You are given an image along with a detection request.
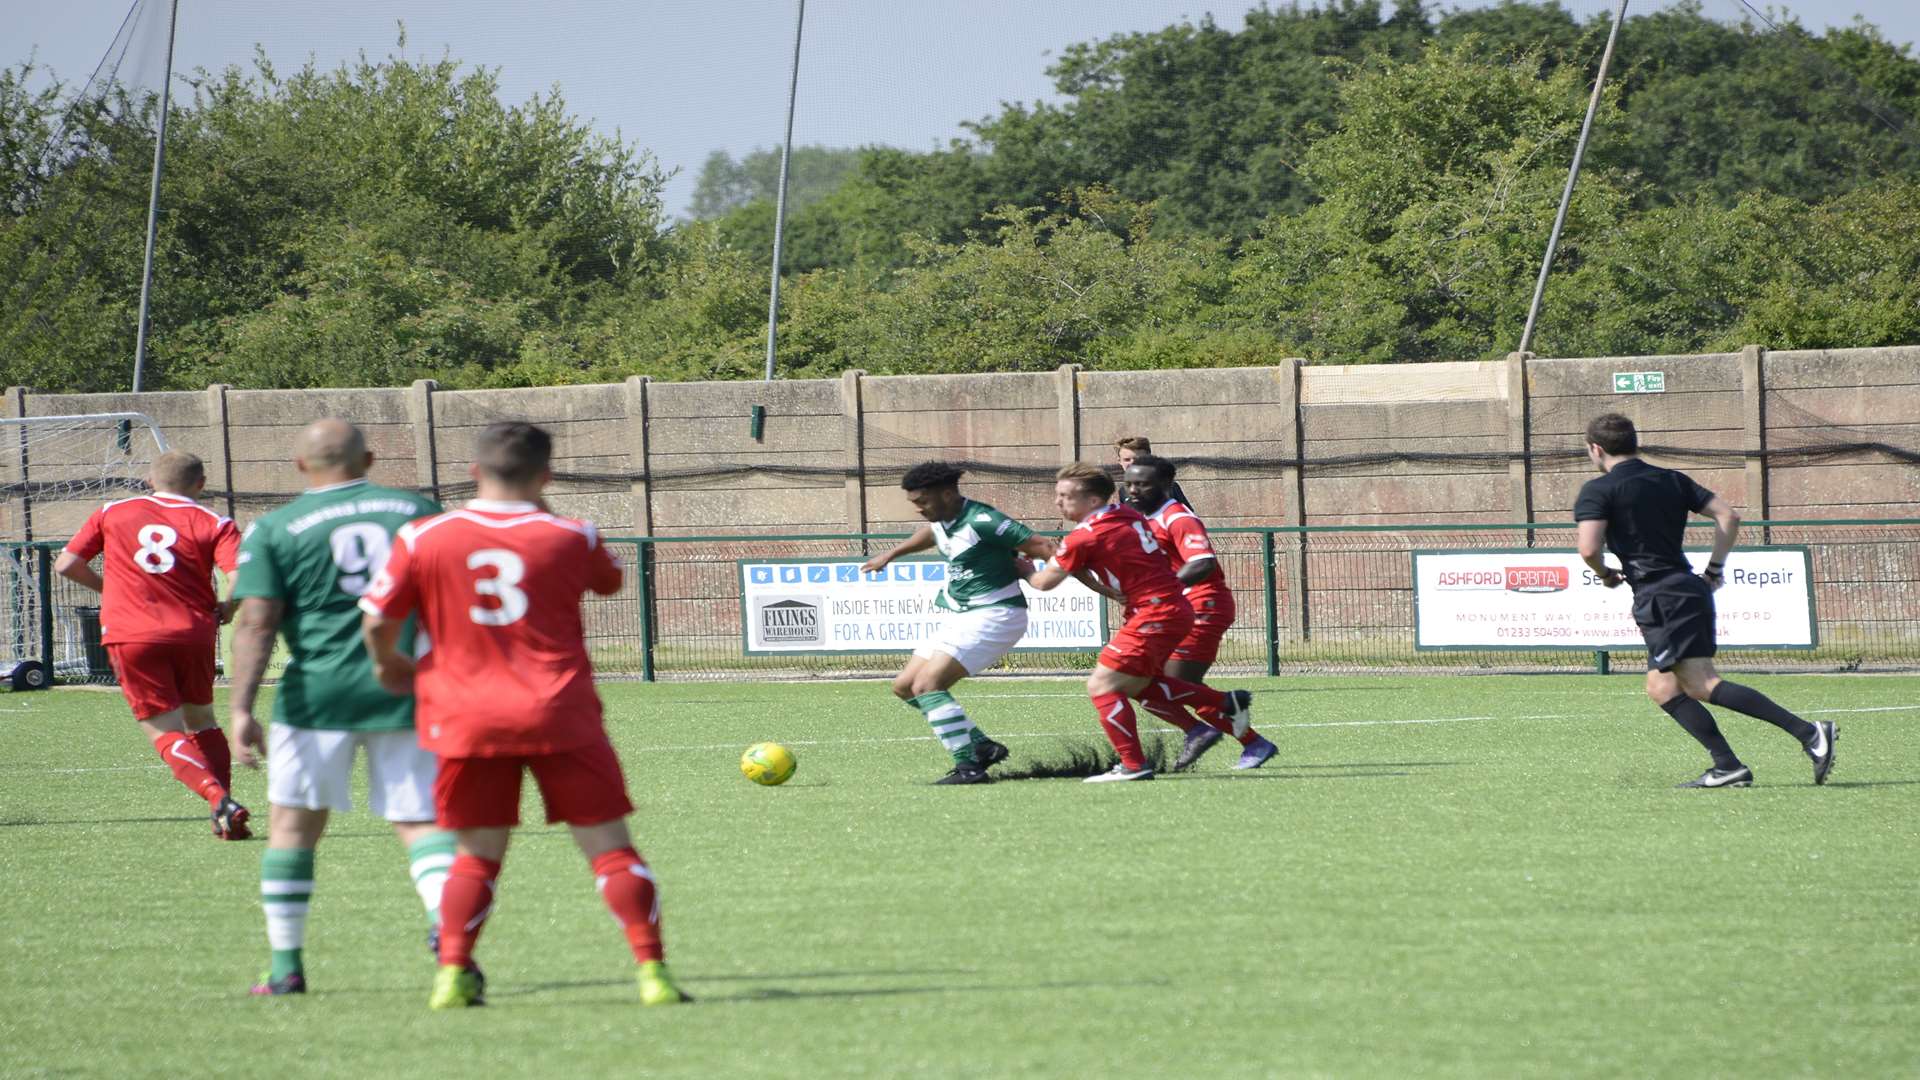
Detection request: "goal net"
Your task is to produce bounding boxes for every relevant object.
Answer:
[1,413,170,686]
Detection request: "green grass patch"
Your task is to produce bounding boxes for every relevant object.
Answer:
[2,674,1917,1077]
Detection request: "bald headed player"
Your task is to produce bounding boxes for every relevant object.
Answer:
[227,419,452,995]
[55,450,248,838]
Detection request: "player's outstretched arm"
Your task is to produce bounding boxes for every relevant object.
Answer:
[228,598,284,768]
[361,612,416,697]
[52,551,104,594]
[861,524,935,573]
[1015,535,1058,562]
[1698,495,1741,591]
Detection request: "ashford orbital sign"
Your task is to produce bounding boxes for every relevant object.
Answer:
[1412,548,1817,651]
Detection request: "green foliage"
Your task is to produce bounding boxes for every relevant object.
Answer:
[687,145,863,220]
[4,3,1920,394]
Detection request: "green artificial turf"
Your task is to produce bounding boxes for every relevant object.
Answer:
[2,674,1916,1078]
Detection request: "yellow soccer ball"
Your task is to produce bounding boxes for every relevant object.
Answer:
[740,742,797,786]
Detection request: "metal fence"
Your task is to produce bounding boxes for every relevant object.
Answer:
[6,519,1916,687]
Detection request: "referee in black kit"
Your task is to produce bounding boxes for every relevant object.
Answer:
[1573,413,1836,788]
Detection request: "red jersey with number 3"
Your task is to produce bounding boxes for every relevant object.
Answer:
[1053,504,1185,607]
[63,494,240,646]
[358,500,623,757]
[1145,500,1231,606]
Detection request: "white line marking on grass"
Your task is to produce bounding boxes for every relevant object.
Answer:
[1804,704,1920,715]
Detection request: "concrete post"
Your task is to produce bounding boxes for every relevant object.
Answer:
[204,384,235,518]
[1277,358,1308,643]
[1056,364,1081,463]
[5,387,27,541]
[624,376,653,536]
[406,379,439,502]
[1504,352,1533,533]
[1741,344,1768,534]
[840,369,867,535]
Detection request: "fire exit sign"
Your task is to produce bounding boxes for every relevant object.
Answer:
[1612,371,1666,393]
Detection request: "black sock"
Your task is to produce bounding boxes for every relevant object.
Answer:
[1709,682,1816,743]
[1660,694,1741,770]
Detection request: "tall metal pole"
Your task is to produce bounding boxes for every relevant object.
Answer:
[131,0,180,393]
[1518,0,1627,356]
[763,0,806,382]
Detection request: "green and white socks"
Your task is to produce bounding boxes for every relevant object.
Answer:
[911,690,990,765]
[258,831,459,980]
[260,847,315,981]
[407,831,457,926]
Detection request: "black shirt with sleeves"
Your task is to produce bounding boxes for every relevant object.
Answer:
[1572,457,1715,587]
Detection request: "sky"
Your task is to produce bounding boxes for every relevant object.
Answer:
[14,0,1920,219]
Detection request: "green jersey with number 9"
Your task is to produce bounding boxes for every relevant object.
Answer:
[230,478,441,731]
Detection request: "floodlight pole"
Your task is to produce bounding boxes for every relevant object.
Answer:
[1518,0,1628,357]
[763,0,806,382]
[131,0,180,394]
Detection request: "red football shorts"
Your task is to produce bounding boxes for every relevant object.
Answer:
[433,736,635,829]
[106,641,216,721]
[1099,598,1195,678]
[1169,591,1236,667]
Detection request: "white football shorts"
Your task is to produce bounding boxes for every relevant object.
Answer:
[913,603,1029,675]
[268,725,436,822]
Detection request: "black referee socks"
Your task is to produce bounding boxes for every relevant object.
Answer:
[1660,694,1741,770]
[1709,682,1818,743]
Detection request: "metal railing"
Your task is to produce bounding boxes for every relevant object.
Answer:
[7,519,1916,686]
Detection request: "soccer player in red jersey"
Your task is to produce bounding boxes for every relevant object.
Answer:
[54,450,250,838]
[1025,463,1259,782]
[1124,454,1277,771]
[359,422,688,1009]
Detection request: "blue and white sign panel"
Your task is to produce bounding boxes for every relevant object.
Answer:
[739,558,1106,655]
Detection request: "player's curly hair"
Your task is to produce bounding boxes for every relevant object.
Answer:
[900,461,966,492]
[1129,453,1176,482]
[1055,461,1115,500]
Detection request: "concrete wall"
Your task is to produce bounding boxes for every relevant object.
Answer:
[5,345,1916,543]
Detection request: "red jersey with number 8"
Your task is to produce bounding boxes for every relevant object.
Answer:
[1053,504,1185,608]
[63,494,240,645]
[358,500,623,757]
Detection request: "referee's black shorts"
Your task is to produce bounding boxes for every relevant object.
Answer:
[1631,572,1717,672]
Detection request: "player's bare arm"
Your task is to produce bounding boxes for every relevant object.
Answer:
[361,612,415,696]
[1576,520,1622,588]
[1696,495,1740,592]
[861,524,935,573]
[1176,555,1218,586]
[52,550,105,594]
[227,597,284,768]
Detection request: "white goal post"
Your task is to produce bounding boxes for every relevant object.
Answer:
[1,412,171,689]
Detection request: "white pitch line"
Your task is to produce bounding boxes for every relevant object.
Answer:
[15,703,1916,773]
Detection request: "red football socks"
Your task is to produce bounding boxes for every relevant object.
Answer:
[1139,697,1202,732]
[1138,676,1227,716]
[591,848,663,963]
[189,727,233,790]
[1091,692,1148,771]
[437,855,502,968]
[151,731,225,804]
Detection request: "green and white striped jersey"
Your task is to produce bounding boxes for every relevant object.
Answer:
[930,499,1036,612]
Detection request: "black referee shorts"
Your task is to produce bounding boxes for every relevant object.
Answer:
[1631,572,1717,672]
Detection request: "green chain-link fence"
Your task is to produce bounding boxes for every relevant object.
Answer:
[6,518,1916,688]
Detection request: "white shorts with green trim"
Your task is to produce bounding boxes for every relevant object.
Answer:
[913,604,1029,675]
[268,725,436,821]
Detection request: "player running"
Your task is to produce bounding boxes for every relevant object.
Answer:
[54,450,249,838]
[1026,463,1256,783]
[226,419,456,996]
[862,462,1059,785]
[360,422,688,1009]
[1576,413,1836,788]
[1122,455,1276,771]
